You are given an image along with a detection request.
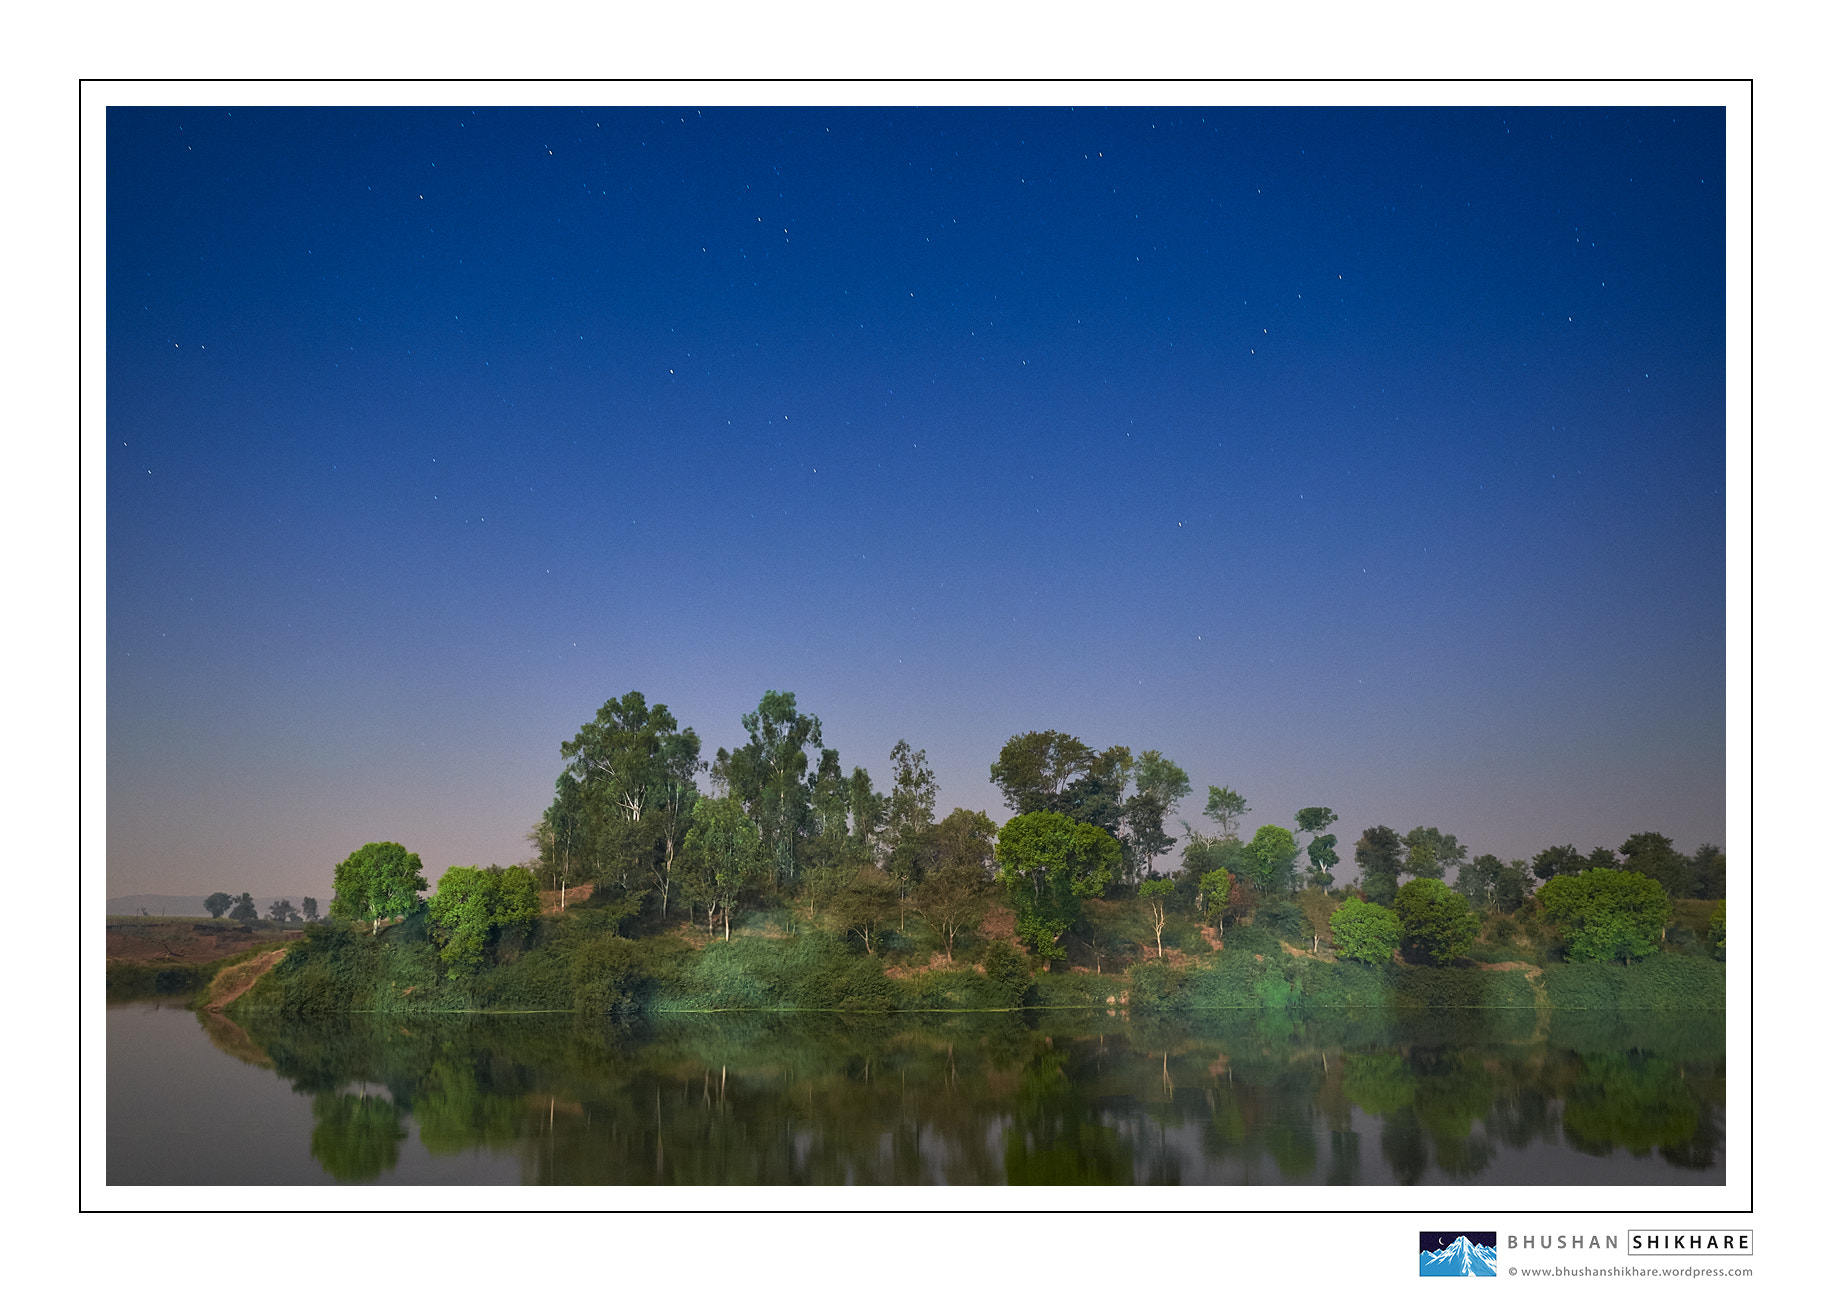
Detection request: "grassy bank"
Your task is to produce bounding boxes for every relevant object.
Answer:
[107,944,273,1002]
[233,904,1725,1019]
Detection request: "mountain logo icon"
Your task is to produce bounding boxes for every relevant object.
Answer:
[1418,1232,1499,1277]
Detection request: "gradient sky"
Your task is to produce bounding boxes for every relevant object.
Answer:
[105,104,1729,900]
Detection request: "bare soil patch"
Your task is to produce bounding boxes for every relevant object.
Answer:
[977,906,1024,949]
[201,945,291,1011]
[105,918,299,964]
[540,883,595,915]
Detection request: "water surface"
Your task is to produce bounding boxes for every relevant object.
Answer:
[107,1001,1724,1186]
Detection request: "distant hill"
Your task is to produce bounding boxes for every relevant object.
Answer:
[106,895,317,917]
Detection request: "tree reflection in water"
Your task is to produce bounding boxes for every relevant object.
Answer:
[229,1007,1722,1185]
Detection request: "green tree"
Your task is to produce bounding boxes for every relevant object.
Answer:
[1393,878,1479,966]
[1330,896,1403,965]
[1707,900,1726,960]
[994,811,1121,961]
[1137,877,1176,960]
[989,730,1096,817]
[884,739,940,922]
[560,691,690,825]
[1401,826,1466,882]
[267,898,300,923]
[1693,844,1727,902]
[1119,750,1192,887]
[228,892,258,921]
[1532,844,1587,883]
[1455,853,1501,910]
[1538,868,1671,965]
[906,863,992,962]
[848,765,885,857]
[822,862,900,954]
[1241,824,1299,896]
[717,691,823,884]
[1201,785,1249,839]
[1304,834,1340,888]
[926,807,998,873]
[1292,806,1340,888]
[1198,868,1232,938]
[555,691,704,907]
[885,739,938,843]
[1293,886,1335,953]
[1134,750,1192,817]
[1353,825,1405,905]
[330,841,428,933]
[301,896,319,921]
[533,771,592,907]
[681,795,767,941]
[1294,805,1338,839]
[204,891,233,919]
[428,865,542,973]
[1619,831,1695,900]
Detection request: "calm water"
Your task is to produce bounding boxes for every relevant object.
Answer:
[107,1000,1724,1185]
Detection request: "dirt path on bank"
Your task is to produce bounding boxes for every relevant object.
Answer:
[201,946,290,1011]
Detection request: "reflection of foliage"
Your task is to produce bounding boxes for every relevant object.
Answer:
[310,1093,405,1181]
[1005,1053,1134,1185]
[1562,1053,1699,1156]
[414,1061,528,1156]
[237,1004,1722,1185]
[1341,1053,1414,1118]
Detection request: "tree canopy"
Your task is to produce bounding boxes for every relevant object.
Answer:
[681,795,767,941]
[428,865,541,973]
[1240,824,1299,896]
[1393,878,1479,965]
[1330,896,1403,965]
[715,691,823,884]
[1353,826,1405,905]
[1201,785,1249,838]
[1539,868,1671,964]
[331,841,428,933]
[994,811,1120,960]
[204,891,233,919]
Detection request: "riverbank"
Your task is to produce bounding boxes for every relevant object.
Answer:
[230,906,1725,1019]
[104,915,303,1001]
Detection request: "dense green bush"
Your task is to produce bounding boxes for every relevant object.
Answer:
[1127,958,1178,1012]
[977,940,1036,1008]
[1330,897,1403,965]
[1394,878,1480,965]
[1257,901,1307,943]
[1540,869,1670,964]
[235,899,1725,1023]
[1542,957,1725,1010]
[1221,920,1280,958]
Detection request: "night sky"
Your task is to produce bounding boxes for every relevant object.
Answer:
[105,104,1728,900]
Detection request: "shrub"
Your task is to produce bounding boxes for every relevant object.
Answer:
[978,940,1035,1009]
[1330,897,1403,965]
[1394,879,1480,966]
[1539,869,1670,965]
[1258,901,1307,943]
[1127,958,1177,1012]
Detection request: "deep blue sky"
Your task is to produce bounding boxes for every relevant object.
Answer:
[106,105,1727,899]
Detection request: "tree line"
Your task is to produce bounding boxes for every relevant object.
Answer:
[321,688,1724,974]
[203,891,321,923]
